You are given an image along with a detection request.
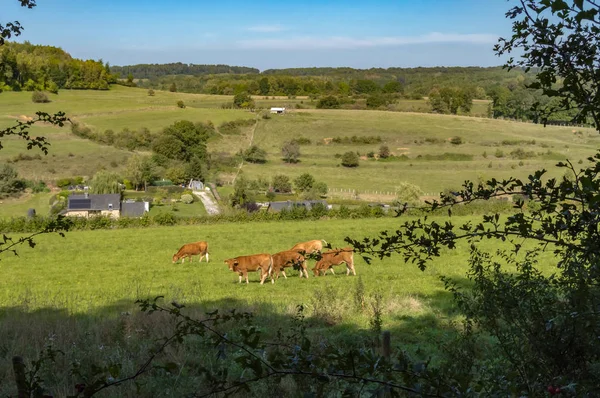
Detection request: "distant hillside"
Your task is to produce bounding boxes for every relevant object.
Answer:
[131,65,529,99]
[110,63,260,79]
[0,41,114,91]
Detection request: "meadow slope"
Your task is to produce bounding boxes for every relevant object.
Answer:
[2,86,596,195]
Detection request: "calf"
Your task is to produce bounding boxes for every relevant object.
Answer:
[224,253,273,284]
[290,239,327,256]
[271,250,308,279]
[172,241,209,264]
[312,247,356,276]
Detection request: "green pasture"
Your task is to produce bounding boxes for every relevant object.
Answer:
[0,216,560,396]
[1,86,597,198]
[241,109,598,193]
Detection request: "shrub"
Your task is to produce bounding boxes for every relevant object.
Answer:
[316,95,341,109]
[341,151,359,167]
[367,151,375,158]
[272,174,292,193]
[294,173,315,192]
[181,194,194,204]
[378,145,390,159]
[148,89,155,96]
[510,148,536,159]
[176,100,185,108]
[291,137,312,145]
[450,136,463,145]
[394,182,423,207]
[495,149,505,158]
[242,145,267,164]
[154,212,177,225]
[31,91,50,103]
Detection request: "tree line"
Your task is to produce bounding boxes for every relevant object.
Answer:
[0,41,115,91]
[109,62,259,79]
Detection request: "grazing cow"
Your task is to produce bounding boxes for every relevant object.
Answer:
[224,253,273,284]
[172,241,209,264]
[312,247,356,276]
[290,239,327,256]
[271,250,308,279]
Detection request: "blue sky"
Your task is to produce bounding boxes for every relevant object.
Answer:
[6,0,515,69]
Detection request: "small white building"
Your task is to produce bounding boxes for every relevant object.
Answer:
[270,107,286,114]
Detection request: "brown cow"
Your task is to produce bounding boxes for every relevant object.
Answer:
[172,241,209,264]
[290,239,327,256]
[312,247,356,276]
[271,250,308,279]
[224,253,273,284]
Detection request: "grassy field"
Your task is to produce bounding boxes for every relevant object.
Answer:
[0,216,559,396]
[2,85,597,209]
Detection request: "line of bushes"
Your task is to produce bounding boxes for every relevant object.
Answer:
[330,135,382,145]
[0,205,386,232]
[0,197,519,233]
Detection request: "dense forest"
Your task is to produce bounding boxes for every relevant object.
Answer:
[0,42,114,91]
[110,63,259,79]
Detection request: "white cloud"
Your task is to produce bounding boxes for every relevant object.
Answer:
[247,24,287,33]
[237,32,498,50]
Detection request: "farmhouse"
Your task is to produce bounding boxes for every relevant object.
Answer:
[270,107,286,114]
[267,200,330,212]
[64,193,149,218]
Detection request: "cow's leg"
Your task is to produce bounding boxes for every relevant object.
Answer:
[281,270,287,279]
[330,267,335,275]
[260,269,267,285]
[206,253,209,263]
[238,273,242,283]
[244,271,249,284]
[303,267,309,278]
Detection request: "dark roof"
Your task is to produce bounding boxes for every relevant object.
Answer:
[68,194,121,211]
[267,200,328,212]
[121,202,146,217]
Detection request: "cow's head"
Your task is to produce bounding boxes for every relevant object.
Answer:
[172,253,180,264]
[224,258,238,271]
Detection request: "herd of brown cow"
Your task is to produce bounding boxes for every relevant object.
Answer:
[172,239,356,284]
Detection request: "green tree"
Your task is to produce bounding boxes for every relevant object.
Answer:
[272,174,292,193]
[169,82,177,92]
[496,0,600,127]
[165,165,187,185]
[281,140,300,163]
[341,151,359,167]
[382,80,403,94]
[242,145,267,163]
[0,163,25,198]
[230,175,253,207]
[147,89,155,96]
[90,170,121,194]
[126,155,155,190]
[233,91,255,109]
[258,77,270,96]
[185,156,206,181]
[293,173,315,192]
[151,135,185,161]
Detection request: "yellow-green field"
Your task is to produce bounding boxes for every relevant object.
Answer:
[2,86,595,196]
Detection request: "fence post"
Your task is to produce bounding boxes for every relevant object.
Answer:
[13,356,27,398]
[382,331,391,360]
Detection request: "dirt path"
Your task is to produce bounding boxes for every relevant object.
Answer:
[193,190,220,215]
[232,115,260,184]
